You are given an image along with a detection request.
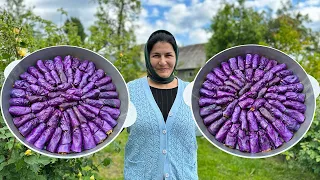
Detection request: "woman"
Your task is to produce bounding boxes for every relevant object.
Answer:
[124,30,198,180]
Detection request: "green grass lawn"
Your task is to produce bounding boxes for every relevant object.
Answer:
[95,131,319,180]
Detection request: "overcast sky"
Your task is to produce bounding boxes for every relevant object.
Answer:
[1,0,319,46]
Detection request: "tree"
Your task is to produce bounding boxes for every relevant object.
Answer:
[206,0,267,59]
[64,17,87,43]
[88,0,142,82]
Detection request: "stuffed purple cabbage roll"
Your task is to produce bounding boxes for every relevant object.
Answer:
[70,127,82,153]
[60,111,71,131]
[47,127,62,153]
[276,69,293,78]
[100,106,121,119]
[66,108,80,128]
[31,101,48,113]
[25,123,46,144]
[88,121,107,144]
[223,100,238,118]
[245,68,254,82]
[80,123,96,150]
[73,106,88,124]
[84,99,104,108]
[221,62,232,76]
[239,110,248,131]
[229,57,238,71]
[28,66,44,79]
[258,129,272,152]
[229,75,245,87]
[78,105,96,119]
[264,93,286,102]
[245,54,252,69]
[265,124,283,148]
[285,92,305,103]
[200,104,222,117]
[259,56,269,69]
[78,73,90,89]
[253,69,265,82]
[250,98,266,111]
[36,60,49,73]
[11,88,26,98]
[224,80,241,91]
[13,113,35,127]
[237,129,250,152]
[280,75,299,85]
[9,106,31,116]
[98,83,117,92]
[73,69,83,86]
[79,102,100,115]
[72,57,80,70]
[206,72,223,86]
[253,111,269,129]
[249,132,259,153]
[285,108,305,123]
[231,106,241,123]
[238,98,255,109]
[199,88,215,97]
[13,80,31,91]
[34,127,55,149]
[215,120,232,143]
[48,97,66,106]
[247,111,258,132]
[93,75,111,87]
[99,111,118,128]
[57,130,71,154]
[203,110,223,126]
[59,102,78,111]
[270,63,286,74]
[224,123,240,148]
[207,117,227,136]
[29,84,49,96]
[259,107,275,123]
[20,72,37,84]
[268,77,281,87]
[18,117,39,137]
[9,98,29,106]
[272,119,293,142]
[283,100,306,113]
[252,54,260,69]
[237,56,245,70]
[27,95,46,103]
[78,60,89,71]
[86,62,96,76]
[213,67,228,81]
[88,69,104,82]
[36,106,54,123]
[238,83,252,96]
[47,110,62,128]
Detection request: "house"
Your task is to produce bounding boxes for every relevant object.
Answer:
[139,43,207,81]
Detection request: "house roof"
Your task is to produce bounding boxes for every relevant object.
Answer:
[176,43,206,70]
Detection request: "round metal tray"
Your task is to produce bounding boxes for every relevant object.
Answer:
[0,45,129,158]
[191,44,316,158]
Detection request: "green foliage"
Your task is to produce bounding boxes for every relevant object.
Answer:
[0,0,141,179]
[206,0,267,59]
[64,17,87,43]
[283,98,320,174]
[206,0,320,175]
[88,0,141,82]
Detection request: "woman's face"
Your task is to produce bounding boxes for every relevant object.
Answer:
[150,41,176,78]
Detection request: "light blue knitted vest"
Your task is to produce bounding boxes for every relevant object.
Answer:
[124,77,198,180]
